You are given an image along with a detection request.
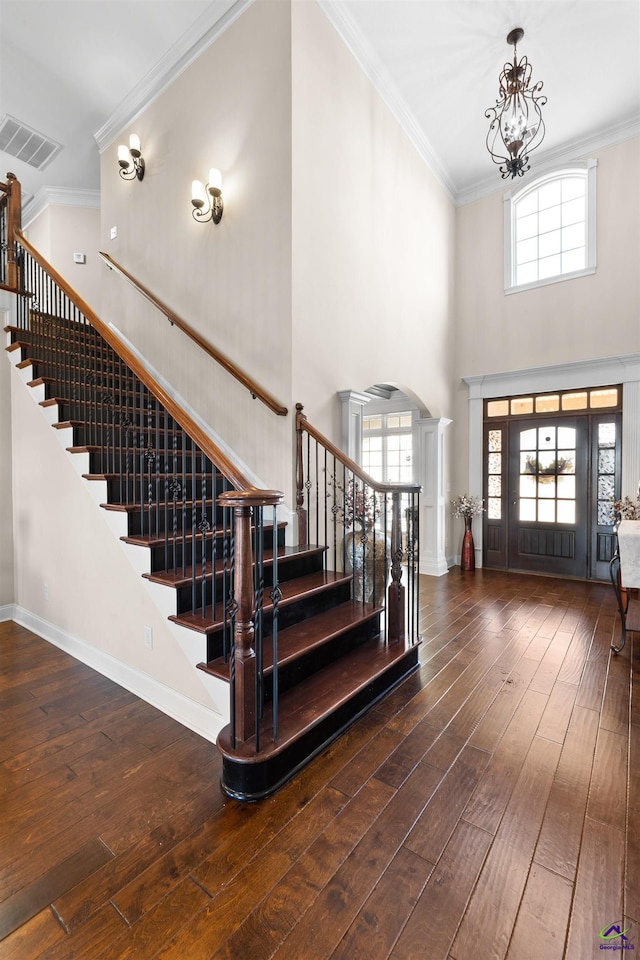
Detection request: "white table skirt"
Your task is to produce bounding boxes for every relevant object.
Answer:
[618,520,640,588]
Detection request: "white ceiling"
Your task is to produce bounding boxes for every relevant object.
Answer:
[1,0,639,209]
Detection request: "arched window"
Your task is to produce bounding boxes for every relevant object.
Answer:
[504,160,597,293]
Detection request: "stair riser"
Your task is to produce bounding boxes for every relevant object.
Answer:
[42,381,149,405]
[173,550,325,615]
[104,475,226,504]
[261,616,382,700]
[12,321,105,344]
[85,449,202,474]
[64,423,187,448]
[125,503,218,538]
[25,362,143,394]
[144,524,285,573]
[205,580,353,661]
[17,344,119,368]
[20,357,136,384]
[51,401,175,429]
[11,331,113,359]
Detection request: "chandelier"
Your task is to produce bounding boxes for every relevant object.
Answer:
[485,28,547,179]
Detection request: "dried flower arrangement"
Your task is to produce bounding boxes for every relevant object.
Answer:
[331,476,381,529]
[613,494,640,521]
[451,495,485,519]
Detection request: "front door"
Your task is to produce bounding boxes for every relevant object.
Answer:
[483,387,622,581]
[507,417,588,577]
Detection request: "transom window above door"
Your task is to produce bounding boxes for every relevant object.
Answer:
[486,385,619,419]
[504,160,597,293]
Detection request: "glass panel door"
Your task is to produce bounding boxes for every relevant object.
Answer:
[507,417,588,577]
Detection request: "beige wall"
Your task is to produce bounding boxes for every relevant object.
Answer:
[455,138,640,378]
[10,363,226,729]
[25,205,102,306]
[0,300,14,607]
[97,0,456,506]
[452,137,640,511]
[291,1,456,443]
[98,0,294,502]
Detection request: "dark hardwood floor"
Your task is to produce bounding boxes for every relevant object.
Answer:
[0,567,637,960]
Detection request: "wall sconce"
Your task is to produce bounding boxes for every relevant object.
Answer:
[191,168,224,224]
[118,135,145,181]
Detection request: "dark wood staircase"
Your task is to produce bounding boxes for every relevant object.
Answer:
[5,294,420,802]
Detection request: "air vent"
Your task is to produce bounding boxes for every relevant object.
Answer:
[0,115,62,170]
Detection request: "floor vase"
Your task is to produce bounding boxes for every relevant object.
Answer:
[461,516,475,571]
[344,525,389,603]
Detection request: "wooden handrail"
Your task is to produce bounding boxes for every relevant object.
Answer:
[98,252,288,418]
[295,403,421,496]
[17,230,259,492]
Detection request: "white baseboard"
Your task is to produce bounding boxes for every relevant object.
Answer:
[420,559,450,577]
[0,603,17,622]
[11,606,224,745]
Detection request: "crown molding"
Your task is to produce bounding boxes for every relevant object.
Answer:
[462,353,640,399]
[93,0,255,152]
[23,186,100,227]
[456,116,640,207]
[318,0,457,206]
[319,1,639,210]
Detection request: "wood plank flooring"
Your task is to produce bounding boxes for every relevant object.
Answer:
[0,568,637,960]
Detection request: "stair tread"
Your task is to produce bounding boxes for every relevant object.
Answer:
[170,570,352,634]
[216,636,418,761]
[201,599,382,680]
[143,544,326,587]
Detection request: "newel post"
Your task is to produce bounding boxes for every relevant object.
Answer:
[218,489,284,743]
[2,172,22,291]
[295,403,308,546]
[387,490,405,641]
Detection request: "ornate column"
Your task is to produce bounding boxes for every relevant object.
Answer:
[337,390,372,461]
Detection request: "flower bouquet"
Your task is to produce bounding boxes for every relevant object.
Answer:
[613,494,640,521]
[451,495,485,519]
[452,495,484,571]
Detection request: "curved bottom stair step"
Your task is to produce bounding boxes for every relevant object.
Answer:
[216,636,420,801]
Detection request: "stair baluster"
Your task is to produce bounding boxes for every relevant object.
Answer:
[295,403,421,642]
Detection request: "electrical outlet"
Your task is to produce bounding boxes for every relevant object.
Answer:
[44,583,49,601]
[144,626,153,650]
[110,225,117,240]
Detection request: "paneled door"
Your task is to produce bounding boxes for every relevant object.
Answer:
[507,417,589,577]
